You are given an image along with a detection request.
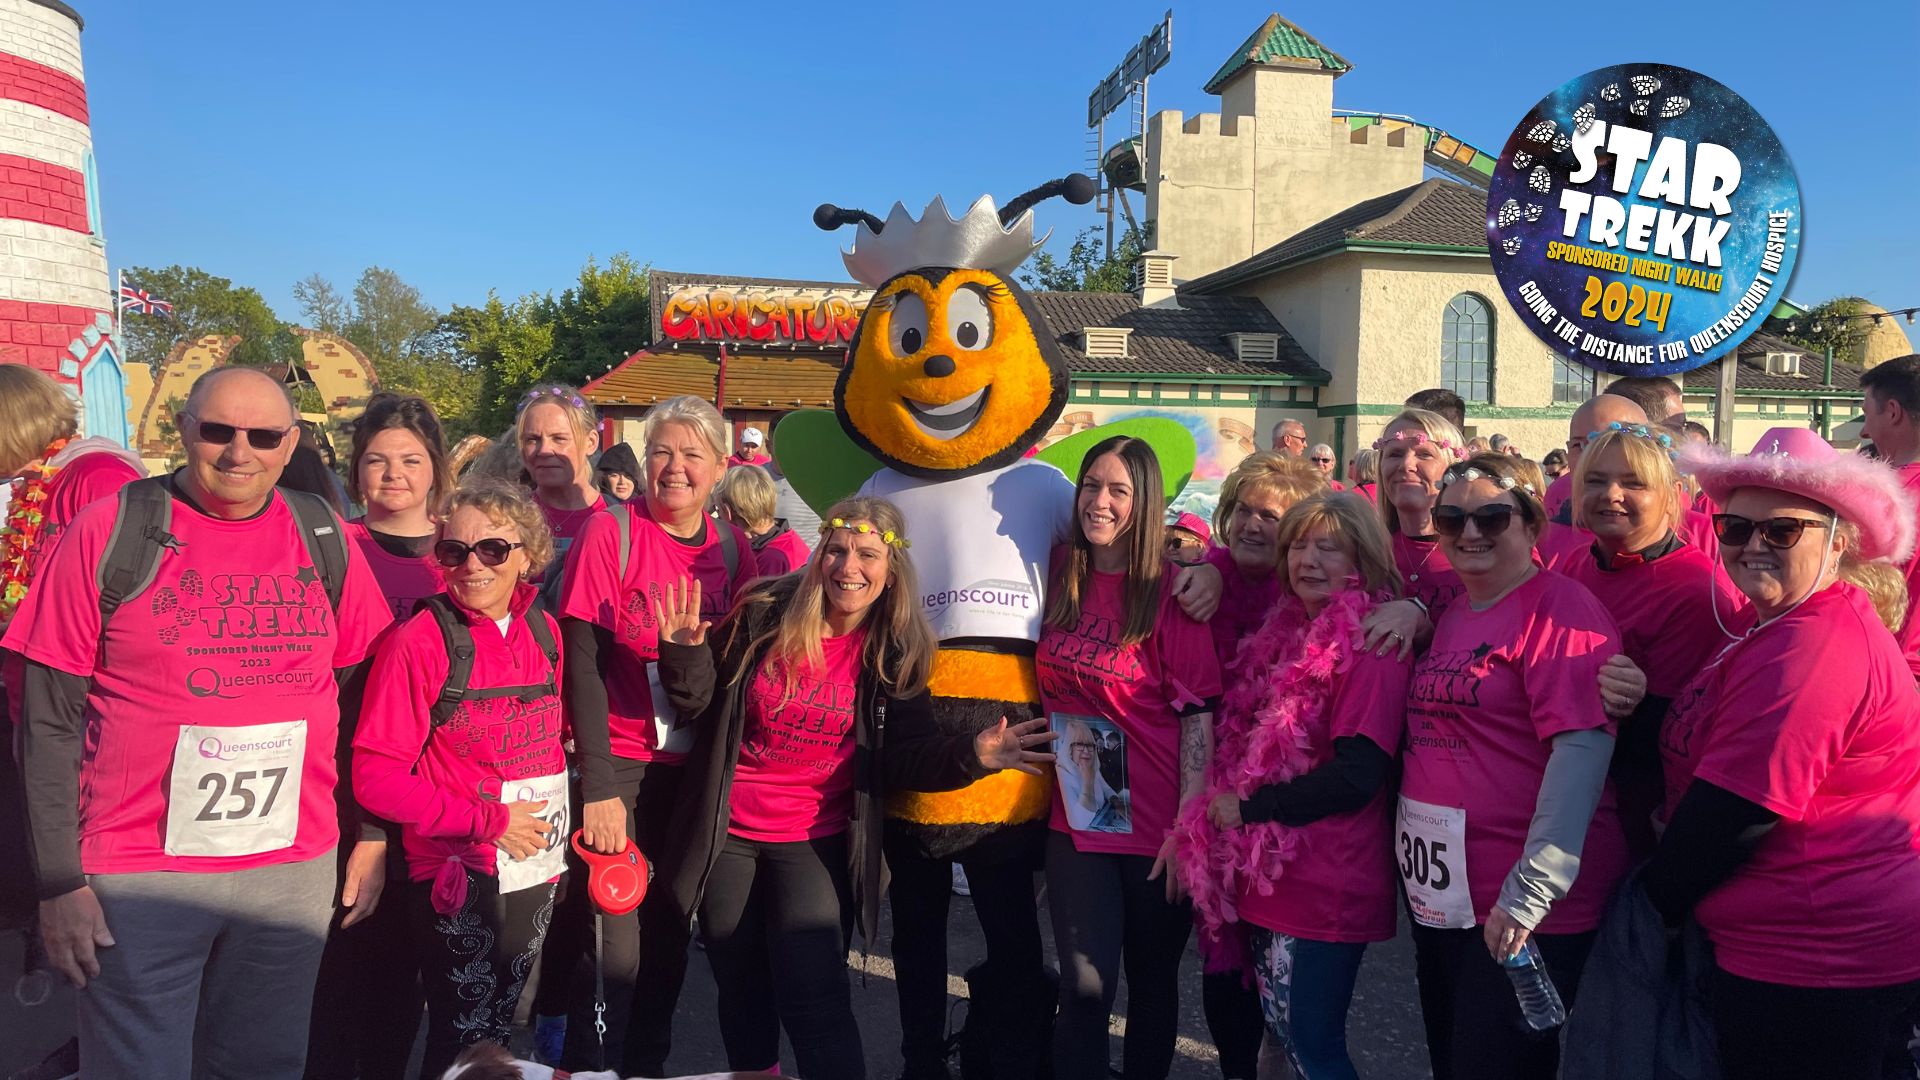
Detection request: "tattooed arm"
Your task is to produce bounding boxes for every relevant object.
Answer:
[1151,709,1214,903]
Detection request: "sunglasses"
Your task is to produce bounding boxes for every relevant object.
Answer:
[1432,503,1520,538]
[1711,514,1831,550]
[434,538,526,568]
[188,416,294,451]
[1310,456,1334,464]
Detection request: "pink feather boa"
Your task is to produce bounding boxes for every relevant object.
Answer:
[1173,587,1378,970]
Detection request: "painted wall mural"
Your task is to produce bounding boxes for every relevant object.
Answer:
[1035,400,1261,523]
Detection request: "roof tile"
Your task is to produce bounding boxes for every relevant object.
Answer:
[1029,291,1327,381]
[1204,14,1352,94]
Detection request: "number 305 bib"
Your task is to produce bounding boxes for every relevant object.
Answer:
[166,721,306,859]
[1396,796,1474,929]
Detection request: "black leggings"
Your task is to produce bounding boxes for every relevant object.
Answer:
[1709,968,1920,1080]
[412,870,557,1080]
[1202,968,1265,1080]
[699,831,863,1079]
[1045,831,1194,1080]
[530,758,687,1075]
[305,845,420,1080]
[886,829,1048,1079]
[1409,922,1594,1080]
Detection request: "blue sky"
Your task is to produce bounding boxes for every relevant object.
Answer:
[80,0,1918,340]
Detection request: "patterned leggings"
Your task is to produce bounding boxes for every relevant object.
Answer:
[1246,927,1368,1080]
[413,869,557,1079]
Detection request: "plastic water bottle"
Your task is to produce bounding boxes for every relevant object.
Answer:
[1503,939,1567,1030]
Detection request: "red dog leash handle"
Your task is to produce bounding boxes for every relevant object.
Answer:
[569,829,652,916]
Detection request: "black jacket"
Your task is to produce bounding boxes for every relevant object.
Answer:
[654,575,987,946]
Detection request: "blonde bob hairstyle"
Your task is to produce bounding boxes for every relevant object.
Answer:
[1570,427,1686,534]
[724,495,935,697]
[1274,491,1403,598]
[715,464,778,529]
[440,478,556,580]
[642,395,730,465]
[0,364,79,476]
[1213,450,1327,545]
[1350,448,1379,487]
[1374,407,1468,534]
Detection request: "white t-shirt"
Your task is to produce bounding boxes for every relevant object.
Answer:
[860,459,1075,643]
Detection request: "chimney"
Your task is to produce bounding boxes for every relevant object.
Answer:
[1134,250,1179,308]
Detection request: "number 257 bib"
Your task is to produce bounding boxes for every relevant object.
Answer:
[166,721,306,859]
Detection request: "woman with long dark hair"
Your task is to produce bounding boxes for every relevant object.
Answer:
[344,392,455,620]
[1040,435,1221,1080]
[652,496,1053,1078]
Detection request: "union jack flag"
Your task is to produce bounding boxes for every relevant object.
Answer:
[118,285,173,317]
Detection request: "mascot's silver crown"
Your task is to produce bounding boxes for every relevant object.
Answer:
[838,195,1049,287]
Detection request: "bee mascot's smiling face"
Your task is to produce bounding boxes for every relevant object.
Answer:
[839,266,1066,478]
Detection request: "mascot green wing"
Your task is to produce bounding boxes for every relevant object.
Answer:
[1034,418,1196,509]
[774,411,1197,514]
[773,408,884,513]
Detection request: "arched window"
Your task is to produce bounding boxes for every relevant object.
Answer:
[1441,294,1493,403]
[1553,355,1595,404]
[82,150,103,238]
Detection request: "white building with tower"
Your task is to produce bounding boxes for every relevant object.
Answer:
[0,0,124,445]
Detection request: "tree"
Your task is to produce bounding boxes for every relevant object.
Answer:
[1019,226,1145,293]
[347,266,440,367]
[118,264,296,370]
[545,254,652,388]
[291,273,350,334]
[1781,296,1876,361]
[440,292,557,435]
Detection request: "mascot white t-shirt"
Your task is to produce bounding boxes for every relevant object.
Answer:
[861,458,1075,642]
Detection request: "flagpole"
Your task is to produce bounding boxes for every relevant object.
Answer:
[113,266,122,362]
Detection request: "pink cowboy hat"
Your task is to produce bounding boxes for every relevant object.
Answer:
[1680,426,1917,563]
[1168,510,1212,546]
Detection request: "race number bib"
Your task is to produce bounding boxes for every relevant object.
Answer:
[1396,796,1474,929]
[496,769,570,894]
[166,721,306,859]
[649,664,695,755]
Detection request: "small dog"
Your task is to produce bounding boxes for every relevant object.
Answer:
[439,1040,782,1080]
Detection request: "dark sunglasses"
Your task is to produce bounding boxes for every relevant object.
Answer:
[434,538,525,568]
[1432,503,1519,539]
[1711,514,1831,550]
[189,416,294,451]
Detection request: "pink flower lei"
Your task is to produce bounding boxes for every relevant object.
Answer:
[1173,586,1381,970]
[1371,429,1465,460]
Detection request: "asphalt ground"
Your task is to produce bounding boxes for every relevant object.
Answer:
[2,881,1436,1080]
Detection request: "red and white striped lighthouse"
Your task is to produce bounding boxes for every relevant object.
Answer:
[0,0,125,444]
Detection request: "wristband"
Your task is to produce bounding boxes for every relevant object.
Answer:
[1406,596,1429,616]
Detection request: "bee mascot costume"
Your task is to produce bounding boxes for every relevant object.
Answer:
[800,175,1210,1080]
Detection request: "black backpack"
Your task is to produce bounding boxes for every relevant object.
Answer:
[533,504,739,622]
[96,477,349,624]
[418,591,562,739]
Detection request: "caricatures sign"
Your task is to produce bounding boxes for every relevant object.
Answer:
[653,274,871,348]
[1486,64,1800,376]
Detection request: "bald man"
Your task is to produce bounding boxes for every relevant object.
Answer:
[1540,392,1719,566]
[3,365,395,1078]
[1544,394,1651,519]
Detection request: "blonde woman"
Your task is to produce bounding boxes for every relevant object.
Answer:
[351,480,565,1078]
[539,393,759,1074]
[653,497,1054,1078]
[716,464,811,576]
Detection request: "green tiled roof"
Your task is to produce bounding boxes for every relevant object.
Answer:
[1204,13,1352,94]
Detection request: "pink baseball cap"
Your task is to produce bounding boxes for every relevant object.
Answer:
[1167,511,1212,546]
[1682,426,1917,563]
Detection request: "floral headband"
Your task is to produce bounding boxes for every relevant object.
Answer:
[820,517,911,549]
[1372,429,1466,460]
[1440,465,1538,496]
[520,385,586,410]
[1587,420,1678,461]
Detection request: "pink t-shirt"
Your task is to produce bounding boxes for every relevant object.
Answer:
[1560,542,1742,699]
[540,494,608,562]
[728,626,867,843]
[728,451,772,468]
[754,529,812,578]
[1659,583,1920,987]
[1544,472,1574,519]
[1203,544,1282,677]
[1039,563,1224,857]
[1402,569,1629,933]
[35,450,141,573]
[1392,532,1464,623]
[353,585,566,882]
[1351,483,1378,504]
[346,519,443,621]
[1,488,393,875]
[1236,648,1410,943]
[1891,462,1920,677]
[558,504,759,763]
[1535,521,1590,572]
